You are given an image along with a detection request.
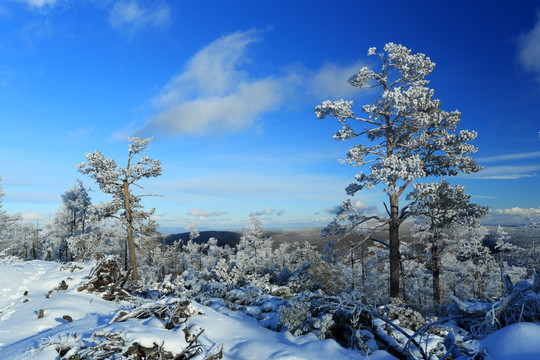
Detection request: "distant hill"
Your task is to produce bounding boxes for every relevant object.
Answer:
[159,226,391,253]
[159,224,539,255]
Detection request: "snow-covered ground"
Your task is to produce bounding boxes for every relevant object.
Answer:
[481,322,540,360]
[2,258,540,360]
[0,258,393,359]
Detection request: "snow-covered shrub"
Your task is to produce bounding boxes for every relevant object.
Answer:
[212,258,234,283]
[157,274,177,295]
[0,249,22,265]
[278,295,312,336]
[378,298,427,331]
[225,286,263,306]
[284,262,313,293]
[313,313,335,340]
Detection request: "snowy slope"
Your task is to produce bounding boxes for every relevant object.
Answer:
[481,322,540,360]
[0,258,394,359]
[3,258,539,360]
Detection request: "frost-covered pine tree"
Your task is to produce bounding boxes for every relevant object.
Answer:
[321,200,381,292]
[77,137,162,281]
[236,214,273,275]
[182,220,206,271]
[316,43,481,298]
[0,177,5,216]
[494,225,519,291]
[205,237,230,270]
[0,177,12,253]
[0,177,8,238]
[46,181,92,262]
[456,225,494,299]
[407,180,488,305]
[524,212,540,272]
[0,178,31,258]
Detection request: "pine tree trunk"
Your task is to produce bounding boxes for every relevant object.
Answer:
[350,237,355,292]
[432,241,441,305]
[32,235,37,260]
[477,271,483,299]
[500,253,504,292]
[123,180,138,281]
[389,194,401,298]
[82,208,86,234]
[361,245,365,289]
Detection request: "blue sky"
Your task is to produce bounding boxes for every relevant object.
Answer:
[0,0,539,232]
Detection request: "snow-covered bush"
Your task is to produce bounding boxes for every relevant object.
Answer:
[278,295,312,336]
[377,298,427,332]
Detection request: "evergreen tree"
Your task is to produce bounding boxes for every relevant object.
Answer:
[78,137,162,281]
[407,180,488,305]
[494,225,519,291]
[237,214,273,275]
[316,43,481,298]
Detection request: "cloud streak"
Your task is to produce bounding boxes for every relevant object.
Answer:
[137,30,290,137]
[518,13,540,82]
[469,165,540,180]
[16,0,58,8]
[187,208,226,218]
[309,61,365,100]
[109,1,170,30]
[477,151,540,163]
[250,208,286,217]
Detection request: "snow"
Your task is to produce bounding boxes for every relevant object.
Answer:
[481,322,540,360]
[0,258,396,359]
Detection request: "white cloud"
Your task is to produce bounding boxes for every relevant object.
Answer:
[477,151,540,163]
[134,29,370,138]
[325,199,379,215]
[310,61,365,100]
[137,30,290,137]
[469,165,540,180]
[109,1,170,30]
[483,207,540,226]
[187,208,225,217]
[471,195,498,200]
[492,207,540,216]
[250,208,286,217]
[17,0,58,8]
[251,208,275,216]
[518,14,540,82]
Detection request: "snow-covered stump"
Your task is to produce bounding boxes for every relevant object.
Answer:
[77,256,132,301]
